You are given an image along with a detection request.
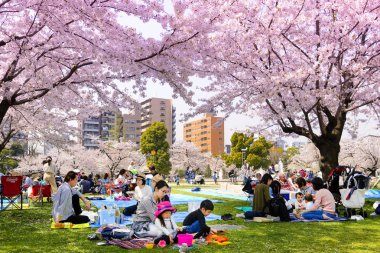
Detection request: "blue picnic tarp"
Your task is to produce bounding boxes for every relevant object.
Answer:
[181,188,247,201]
[90,211,221,228]
[90,193,222,209]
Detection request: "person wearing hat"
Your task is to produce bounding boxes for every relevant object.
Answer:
[153,201,184,245]
[42,156,58,194]
[300,177,336,220]
[131,180,170,238]
[123,173,152,216]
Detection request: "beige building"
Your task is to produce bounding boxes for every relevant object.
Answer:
[138,98,175,145]
[183,113,224,155]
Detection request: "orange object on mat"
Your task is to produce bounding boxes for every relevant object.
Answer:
[206,234,230,245]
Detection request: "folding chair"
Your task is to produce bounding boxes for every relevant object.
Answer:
[1,176,23,211]
[28,185,51,206]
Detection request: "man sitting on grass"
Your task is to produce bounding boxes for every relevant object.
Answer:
[182,199,217,238]
[52,171,91,224]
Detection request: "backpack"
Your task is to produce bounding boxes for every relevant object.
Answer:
[221,213,234,221]
[376,204,380,215]
[269,195,290,221]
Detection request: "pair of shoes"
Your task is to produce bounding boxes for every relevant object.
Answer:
[266,215,280,222]
[236,213,245,218]
[87,234,100,240]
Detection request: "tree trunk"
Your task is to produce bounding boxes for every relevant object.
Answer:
[315,139,340,181]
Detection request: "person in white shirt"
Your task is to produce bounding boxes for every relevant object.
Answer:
[123,173,152,216]
[304,194,314,210]
[153,201,184,245]
[42,156,57,194]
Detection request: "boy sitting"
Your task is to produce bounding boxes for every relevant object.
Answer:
[183,199,217,238]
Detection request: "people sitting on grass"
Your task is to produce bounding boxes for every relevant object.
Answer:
[294,192,305,211]
[304,193,314,210]
[52,171,91,224]
[183,199,217,239]
[154,201,185,245]
[278,173,295,191]
[298,177,336,220]
[295,177,316,198]
[244,173,273,219]
[131,180,169,238]
[123,173,153,216]
[79,175,92,194]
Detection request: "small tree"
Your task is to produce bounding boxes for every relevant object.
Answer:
[269,146,284,165]
[140,122,171,175]
[223,132,272,169]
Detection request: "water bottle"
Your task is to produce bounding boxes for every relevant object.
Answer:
[113,204,120,224]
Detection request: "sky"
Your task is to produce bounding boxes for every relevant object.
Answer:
[120,8,379,146]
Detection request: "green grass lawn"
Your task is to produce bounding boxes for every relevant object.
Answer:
[1,184,379,253]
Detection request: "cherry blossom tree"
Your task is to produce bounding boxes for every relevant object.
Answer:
[157,0,380,179]
[170,141,208,172]
[98,140,144,179]
[0,0,194,153]
[288,143,321,171]
[339,135,380,175]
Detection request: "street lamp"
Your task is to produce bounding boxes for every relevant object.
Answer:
[241,148,247,168]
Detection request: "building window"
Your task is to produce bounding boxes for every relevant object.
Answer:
[160,113,165,116]
[219,138,223,140]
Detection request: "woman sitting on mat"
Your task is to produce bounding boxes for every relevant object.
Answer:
[52,171,91,224]
[244,173,273,219]
[131,180,169,238]
[299,177,336,220]
[123,173,152,216]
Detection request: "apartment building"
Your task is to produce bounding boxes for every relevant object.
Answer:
[81,111,117,149]
[183,113,224,155]
[81,98,176,149]
[138,98,176,145]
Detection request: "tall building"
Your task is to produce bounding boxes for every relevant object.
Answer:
[183,113,224,155]
[138,98,175,145]
[123,112,141,145]
[81,98,176,149]
[81,111,117,149]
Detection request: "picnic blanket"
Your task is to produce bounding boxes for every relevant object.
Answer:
[90,211,221,228]
[365,189,380,199]
[181,189,247,201]
[90,194,222,209]
[108,238,150,249]
[90,199,137,208]
[51,222,90,229]
[235,206,252,212]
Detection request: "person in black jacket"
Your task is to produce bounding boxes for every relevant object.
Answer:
[183,200,217,238]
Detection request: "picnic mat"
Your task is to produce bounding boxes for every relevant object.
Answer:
[169,194,223,205]
[90,211,221,228]
[90,199,137,208]
[90,194,222,209]
[108,238,150,249]
[365,189,380,199]
[51,222,90,229]
[181,189,247,201]
[235,206,252,212]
